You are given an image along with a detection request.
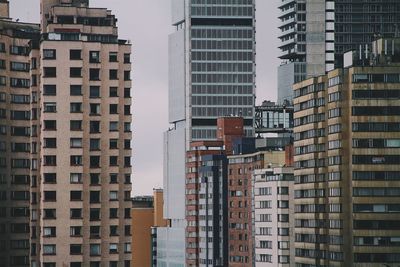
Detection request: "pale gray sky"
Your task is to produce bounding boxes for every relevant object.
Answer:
[11,0,280,196]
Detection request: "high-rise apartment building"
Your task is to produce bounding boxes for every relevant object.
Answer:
[162,1,256,265]
[293,38,400,266]
[0,4,40,266]
[185,117,244,266]
[278,0,400,104]
[228,147,286,267]
[253,167,295,267]
[0,1,132,266]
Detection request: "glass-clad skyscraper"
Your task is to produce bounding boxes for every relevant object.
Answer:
[160,1,256,266]
[190,1,255,140]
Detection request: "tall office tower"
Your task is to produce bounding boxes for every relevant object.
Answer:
[277,0,400,104]
[277,0,307,104]
[253,167,295,267]
[162,1,256,266]
[0,4,41,266]
[1,1,132,266]
[38,1,132,266]
[293,38,400,266]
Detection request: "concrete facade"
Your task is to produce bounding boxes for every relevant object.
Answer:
[253,167,295,267]
[293,38,400,266]
[0,1,132,266]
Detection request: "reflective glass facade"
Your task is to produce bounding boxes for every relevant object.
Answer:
[190,0,255,140]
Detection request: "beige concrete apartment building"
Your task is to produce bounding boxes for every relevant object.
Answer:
[0,0,132,266]
[293,38,400,266]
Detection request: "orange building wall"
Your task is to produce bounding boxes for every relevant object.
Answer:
[154,190,168,227]
[131,208,154,267]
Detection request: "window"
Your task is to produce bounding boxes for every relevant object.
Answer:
[70,120,82,131]
[109,52,118,62]
[110,104,118,114]
[10,61,30,72]
[124,139,130,149]
[90,209,100,221]
[0,76,5,85]
[89,51,100,63]
[90,191,100,203]
[43,227,56,237]
[109,121,118,132]
[109,243,118,253]
[110,156,118,166]
[110,87,118,97]
[124,122,131,132]
[90,139,100,150]
[125,225,131,236]
[70,50,81,60]
[70,226,82,237]
[71,262,82,267]
[43,67,56,77]
[278,228,289,236]
[90,226,100,238]
[43,244,56,255]
[44,102,57,113]
[90,173,100,185]
[90,121,100,133]
[70,191,82,201]
[70,103,82,113]
[110,225,118,236]
[279,255,289,264]
[70,209,82,219]
[70,156,82,166]
[124,53,130,63]
[70,85,82,96]
[70,138,82,148]
[90,244,101,256]
[70,173,82,184]
[124,157,131,167]
[44,156,57,166]
[124,88,131,98]
[278,187,289,195]
[70,67,82,78]
[278,214,289,222]
[0,43,5,52]
[90,86,100,98]
[90,104,100,115]
[90,156,100,168]
[43,263,56,267]
[124,70,131,81]
[44,138,56,148]
[124,105,131,115]
[90,68,100,80]
[110,191,118,201]
[44,191,56,201]
[44,120,56,130]
[110,208,118,218]
[43,49,56,59]
[278,200,289,208]
[43,85,56,95]
[278,241,289,249]
[110,139,118,149]
[109,69,118,80]
[70,244,82,255]
[43,209,56,219]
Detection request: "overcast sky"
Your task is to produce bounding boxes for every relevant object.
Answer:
[11,0,280,196]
